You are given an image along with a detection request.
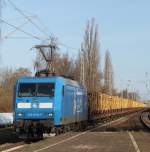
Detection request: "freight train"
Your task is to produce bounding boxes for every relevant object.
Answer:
[13,75,146,138]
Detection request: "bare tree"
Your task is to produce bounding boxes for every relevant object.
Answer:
[0,67,31,112]
[34,20,102,92]
[103,50,114,95]
[81,18,101,92]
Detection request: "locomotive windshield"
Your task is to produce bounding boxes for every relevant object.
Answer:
[19,83,36,97]
[18,83,55,97]
[37,83,55,97]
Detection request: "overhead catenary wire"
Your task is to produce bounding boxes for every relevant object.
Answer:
[2,15,37,39]
[4,36,39,39]
[4,0,80,52]
[7,0,81,51]
[7,0,51,39]
[35,16,52,37]
[0,18,43,40]
[58,42,79,51]
[6,15,37,22]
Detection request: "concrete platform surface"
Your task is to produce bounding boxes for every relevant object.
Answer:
[12,131,150,152]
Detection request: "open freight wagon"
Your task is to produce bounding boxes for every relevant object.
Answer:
[88,92,146,121]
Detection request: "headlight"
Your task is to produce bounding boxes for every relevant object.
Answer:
[18,113,23,117]
[48,113,53,117]
[16,128,20,133]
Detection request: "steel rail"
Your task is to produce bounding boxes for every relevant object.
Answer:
[140,110,150,130]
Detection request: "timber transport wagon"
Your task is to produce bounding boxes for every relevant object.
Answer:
[88,92,146,121]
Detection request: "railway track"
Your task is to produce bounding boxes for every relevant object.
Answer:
[1,111,141,152]
[3,115,134,152]
[0,142,24,152]
[1,109,148,152]
[140,110,150,130]
[0,127,23,152]
[89,109,150,132]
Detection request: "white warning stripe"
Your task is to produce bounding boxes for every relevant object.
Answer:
[17,103,31,108]
[128,132,141,152]
[39,103,53,108]
[2,145,24,152]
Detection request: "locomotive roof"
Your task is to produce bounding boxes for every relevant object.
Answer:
[16,76,85,88]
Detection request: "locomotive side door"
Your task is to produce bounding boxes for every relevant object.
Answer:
[74,90,79,122]
[75,89,82,122]
[62,85,76,124]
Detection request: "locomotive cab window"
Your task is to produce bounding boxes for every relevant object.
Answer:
[18,83,36,97]
[18,83,55,97]
[37,83,55,97]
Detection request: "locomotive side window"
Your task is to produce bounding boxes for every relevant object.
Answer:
[37,83,55,97]
[62,86,64,96]
[19,83,36,97]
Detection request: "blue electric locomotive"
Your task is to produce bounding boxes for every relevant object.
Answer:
[13,76,88,137]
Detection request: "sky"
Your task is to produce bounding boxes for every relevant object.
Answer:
[0,0,150,100]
